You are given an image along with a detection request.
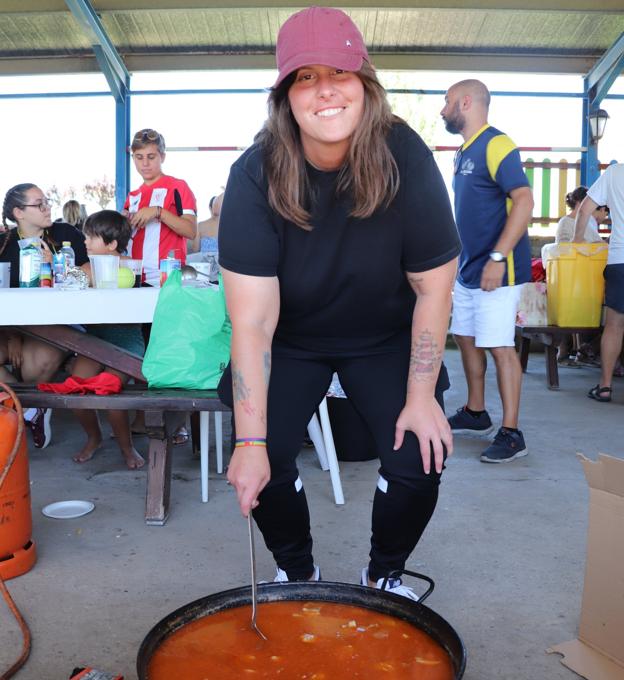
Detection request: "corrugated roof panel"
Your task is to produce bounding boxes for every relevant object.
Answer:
[0,12,90,55]
[0,5,621,71]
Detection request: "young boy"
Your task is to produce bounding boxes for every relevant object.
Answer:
[74,210,145,469]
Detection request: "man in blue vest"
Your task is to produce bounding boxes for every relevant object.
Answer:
[441,79,534,463]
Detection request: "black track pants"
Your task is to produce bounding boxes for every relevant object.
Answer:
[218,334,449,581]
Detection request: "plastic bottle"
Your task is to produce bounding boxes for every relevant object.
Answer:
[18,238,42,288]
[61,241,76,271]
[53,251,65,285]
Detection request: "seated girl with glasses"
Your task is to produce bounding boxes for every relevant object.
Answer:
[0,183,88,449]
[73,209,145,469]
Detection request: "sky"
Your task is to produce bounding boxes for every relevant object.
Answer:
[1,67,623,225]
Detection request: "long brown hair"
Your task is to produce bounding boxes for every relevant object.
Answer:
[1,183,59,253]
[256,62,401,230]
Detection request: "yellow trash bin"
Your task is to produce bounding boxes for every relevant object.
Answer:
[545,242,608,327]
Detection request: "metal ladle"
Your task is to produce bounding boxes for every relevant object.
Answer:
[248,513,268,641]
[180,264,211,281]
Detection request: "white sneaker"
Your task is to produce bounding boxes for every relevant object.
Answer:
[360,568,419,601]
[274,565,321,582]
[30,407,52,449]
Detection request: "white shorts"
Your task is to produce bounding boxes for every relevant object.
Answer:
[450,280,524,348]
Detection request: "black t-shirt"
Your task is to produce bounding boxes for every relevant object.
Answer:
[0,221,88,288]
[219,122,461,353]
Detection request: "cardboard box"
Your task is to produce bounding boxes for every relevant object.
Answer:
[548,454,624,679]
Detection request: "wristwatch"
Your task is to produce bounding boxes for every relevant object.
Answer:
[489,251,505,262]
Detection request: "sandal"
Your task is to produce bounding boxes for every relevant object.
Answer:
[557,357,581,368]
[587,385,612,402]
[172,425,190,446]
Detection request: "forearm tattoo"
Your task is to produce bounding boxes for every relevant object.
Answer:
[232,362,255,417]
[410,330,442,382]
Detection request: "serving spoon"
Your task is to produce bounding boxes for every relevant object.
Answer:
[180,264,211,280]
[248,513,268,641]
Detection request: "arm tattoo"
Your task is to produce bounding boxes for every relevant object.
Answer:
[409,330,442,382]
[263,351,271,387]
[232,362,256,417]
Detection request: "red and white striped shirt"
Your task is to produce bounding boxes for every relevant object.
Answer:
[124,174,197,286]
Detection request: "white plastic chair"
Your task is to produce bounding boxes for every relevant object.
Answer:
[199,411,223,503]
[306,397,345,505]
[199,397,344,506]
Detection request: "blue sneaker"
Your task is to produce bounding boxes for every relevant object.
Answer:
[480,427,528,463]
[447,406,494,436]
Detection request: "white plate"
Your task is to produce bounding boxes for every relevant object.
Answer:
[42,500,95,519]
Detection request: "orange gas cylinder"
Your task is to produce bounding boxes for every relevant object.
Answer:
[0,383,37,580]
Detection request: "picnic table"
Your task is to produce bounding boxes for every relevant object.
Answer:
[516,323,600,390]
[1,287,227,525]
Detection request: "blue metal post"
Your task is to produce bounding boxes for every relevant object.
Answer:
[581,85,599,187]
[581,32,624,186]
[115,86,131,210]
[65,0,131,209]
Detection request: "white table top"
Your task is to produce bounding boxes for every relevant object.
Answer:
[0,287,160,325]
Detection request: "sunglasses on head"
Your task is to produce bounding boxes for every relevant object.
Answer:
[133,129,161,143]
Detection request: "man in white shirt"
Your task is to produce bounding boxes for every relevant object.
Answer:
[574,163,624,402]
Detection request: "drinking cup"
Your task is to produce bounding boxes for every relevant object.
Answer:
[89,254,120,289]
[124,258,143,288]
[0,262,10,288]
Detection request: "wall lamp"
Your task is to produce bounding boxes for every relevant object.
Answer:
[589,108,609,142]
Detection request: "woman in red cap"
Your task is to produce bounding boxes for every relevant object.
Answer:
[218,6,460,598]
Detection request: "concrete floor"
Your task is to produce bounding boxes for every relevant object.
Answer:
[1,347,622,680]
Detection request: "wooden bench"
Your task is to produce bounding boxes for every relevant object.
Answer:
[516,324,599,390]
[10,383,229,526]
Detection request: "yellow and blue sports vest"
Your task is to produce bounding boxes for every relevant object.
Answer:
[453,124,531,289]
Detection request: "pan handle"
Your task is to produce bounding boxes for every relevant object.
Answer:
[380,569,435,603]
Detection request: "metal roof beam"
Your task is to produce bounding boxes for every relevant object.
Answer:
[0,52,598,76]
[585,31,624,104]
[4,0,620,10]
[64,0,129,101]
[89,1,624,10]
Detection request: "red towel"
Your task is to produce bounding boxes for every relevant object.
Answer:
[38,372,123,395]
[531,257,546,282]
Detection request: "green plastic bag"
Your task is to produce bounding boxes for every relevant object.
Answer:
[142,270,231,389]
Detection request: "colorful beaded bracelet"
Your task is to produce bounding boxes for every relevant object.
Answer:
[234,438,267,448]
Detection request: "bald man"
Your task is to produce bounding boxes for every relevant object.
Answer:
[441,79,534,463]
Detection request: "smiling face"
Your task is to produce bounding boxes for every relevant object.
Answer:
[287,65,365,170]
[132,143,165,184]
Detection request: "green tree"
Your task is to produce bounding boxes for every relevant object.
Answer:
[83,177,116,209]
[46,185,63,211]
[381,72,437,146]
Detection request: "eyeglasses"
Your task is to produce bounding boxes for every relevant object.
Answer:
[453,147,464,174]
[133,129,161,143]
[21,199,51,212]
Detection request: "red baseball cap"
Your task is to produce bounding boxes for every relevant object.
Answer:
[274,6,369,87]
